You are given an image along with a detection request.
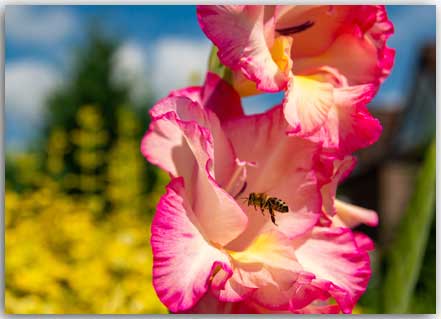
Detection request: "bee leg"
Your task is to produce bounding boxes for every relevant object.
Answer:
[269,207,278,226]
[259,202,265,215]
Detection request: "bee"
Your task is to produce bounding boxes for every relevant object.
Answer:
[243,192,289,226]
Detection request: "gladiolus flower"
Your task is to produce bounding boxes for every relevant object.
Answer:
[197,5,393,155]
[141,73,373,314]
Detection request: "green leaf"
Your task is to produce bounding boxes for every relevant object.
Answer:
[207,45,233,85]
[408,217,436,313]
[382,138,436,313]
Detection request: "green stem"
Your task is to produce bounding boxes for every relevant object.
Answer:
[382,138,436,313]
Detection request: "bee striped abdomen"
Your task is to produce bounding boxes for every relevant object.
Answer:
[268,197,289,213]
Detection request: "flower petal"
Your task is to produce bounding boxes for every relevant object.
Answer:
[321,155,356,217]
[230,232,299,272]
[151,177,231,312]
[291,5,395,87]
[183,291,259,314]
[333,199,379,228]
[142,110,247,246]
[214,272,256,302]
[251,270,329,311]
[218,232,301,305]
[141,109,205,179]
[353,232,375,251]
[275,5,353,58]
[197,5,288,92]
[143,95,239,190]
[166,72,245,123]
[283,74,334,135]
[222,106,322,247]
[168,86,204,107]
[349,5,395,83]
[150,89,202,119]
[319,83,381,155]
[319,155,378,228]
[288,69,382,156]
[200,72,245,122]
[292,303,341,314]
[294,227,372,313]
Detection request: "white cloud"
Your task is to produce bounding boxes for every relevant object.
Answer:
[112,38,212,104]
[151,37,211,98]
[6,60,62,124]
[112,41,150,104]
[6,6,77,44]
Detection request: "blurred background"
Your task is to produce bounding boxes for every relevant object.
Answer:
[4,5,436,314]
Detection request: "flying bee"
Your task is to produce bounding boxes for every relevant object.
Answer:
[243,192,289,226]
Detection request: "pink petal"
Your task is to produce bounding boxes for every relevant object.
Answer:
[151,177,232,312]
[333,199,379,228]
[272,171,321,236]
[167,72,245,123]
[222,106,322,248]
[291,6,394,88]
[200,72,245,122]
[283,74,334,135]
[214,272,255,302]
[275,5,353,58]
[321,155,357,217]
[142,110,247,246]
[288,69,382,156]
[218,232,302,306]
[168,86,203,106]
[183,291,260,314]
[321,84,382,156]
[141,110,205,179]
[251,271,328,311]
[294,33,378,86]
[351,5,395,83]
[294,227,372,313]
[197,5,288,92]
[353,232,375,251]
[150,88,203,119]
[292,303,341,314]
[143,95,238,191]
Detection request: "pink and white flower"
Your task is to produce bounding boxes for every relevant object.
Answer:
[141,73,374,314]
[197,5,393,155]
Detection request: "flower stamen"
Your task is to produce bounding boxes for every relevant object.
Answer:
[223,159,255,196]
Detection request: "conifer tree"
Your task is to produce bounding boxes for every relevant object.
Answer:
[43,28,130,179]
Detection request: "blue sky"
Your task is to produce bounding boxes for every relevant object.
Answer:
[5,5,436,151]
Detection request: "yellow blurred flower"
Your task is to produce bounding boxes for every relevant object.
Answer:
[6,104,168,314]
[5,186,167,314]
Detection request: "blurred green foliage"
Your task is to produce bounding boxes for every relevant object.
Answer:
[358,138,436,314]
[5,176,168,313]
[40,29,152,196]
[382,138,436,313]
[208,45,232,85]
[5,105,170,312]
[409,217,436,313]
